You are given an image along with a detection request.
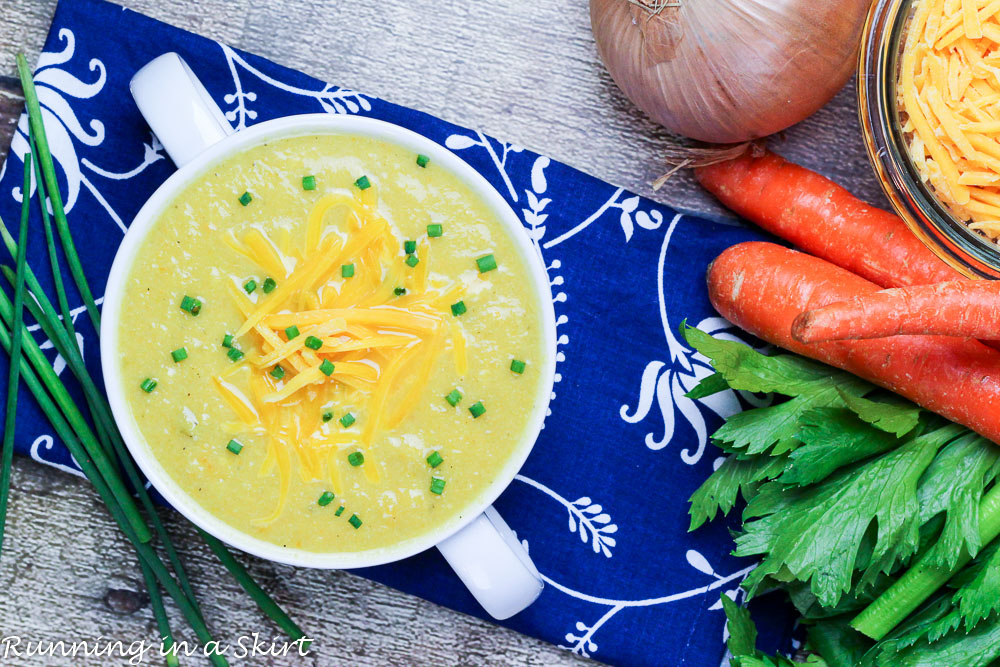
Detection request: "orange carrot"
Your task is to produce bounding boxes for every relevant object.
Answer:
[792,280,1000,343]
[696,150,961,288]
[708,242,1000,444]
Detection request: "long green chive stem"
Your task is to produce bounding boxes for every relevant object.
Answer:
[0,271,204,621]
[0,156,32,559]
[0,290,150,542]
[0,320,227,666]
[15,54,100,331]
[196,528,308,643]
[851,482,1000,639]
[139,557,179,667]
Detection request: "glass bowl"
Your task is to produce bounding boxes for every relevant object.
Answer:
[859,0,1000,279]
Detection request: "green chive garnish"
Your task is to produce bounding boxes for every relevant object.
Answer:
[222,334,234,348]
[226,439,243,455]
[416,154,430,168]
[317,491,335,506]
[170,348,188,363]
[262,277,277,294]
[335,505,345,517]
[405,254,419,267]
[404,240,417,255]
[430,477,446,495]
[319,359,335,376]
[341,264,355,278]
[348,514,363,529]
[427,223,443,237]
[469,401,486,418]
[348,451,364,466]
[354,175,371,190]
[302,175,316,191]
[285,325,300,340]
[243,279,257,294]
[304,335,323,350]
[450,301,466,317]
[227,348,244,362]
[476,254,497,273]
[445,389,462,406]
[179,295,201,315]
[140,378,157,393]
[394,287,407,296]
[340,412,356,428]
[426,451,443,468]
[510,359,526,374]
[322,411,334,422]
[270,365,286,380]
[238,192,252,206]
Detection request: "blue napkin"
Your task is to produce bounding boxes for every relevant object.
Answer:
[0,0,798,663]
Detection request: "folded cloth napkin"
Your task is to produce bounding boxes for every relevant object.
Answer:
[0,0,798,663]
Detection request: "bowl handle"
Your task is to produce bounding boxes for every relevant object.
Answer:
[129,53,234,168]
[436,505,544,619]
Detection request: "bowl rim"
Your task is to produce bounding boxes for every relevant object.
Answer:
[100,113,558,569]
[858,0,1000,279]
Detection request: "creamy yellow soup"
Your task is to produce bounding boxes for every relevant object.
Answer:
[118,133,545,553]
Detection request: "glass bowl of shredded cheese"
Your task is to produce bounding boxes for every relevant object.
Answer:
[860,0,1000,279]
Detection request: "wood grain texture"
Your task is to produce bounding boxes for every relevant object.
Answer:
[0,0,894,665]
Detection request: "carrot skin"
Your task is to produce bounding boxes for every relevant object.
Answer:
[696,151,961,288]
[793,280,1000,342]
[708,242,1000,444]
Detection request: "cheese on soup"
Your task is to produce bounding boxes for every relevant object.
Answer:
[118,134,546,554]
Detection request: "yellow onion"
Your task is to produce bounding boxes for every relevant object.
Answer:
[590,0,870,144]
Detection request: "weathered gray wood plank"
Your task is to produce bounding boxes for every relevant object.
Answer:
[0,0,890,665]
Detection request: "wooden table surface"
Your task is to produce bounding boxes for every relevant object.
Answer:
[0,1,885,665]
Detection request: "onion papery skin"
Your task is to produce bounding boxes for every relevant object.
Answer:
[590,0,870,144]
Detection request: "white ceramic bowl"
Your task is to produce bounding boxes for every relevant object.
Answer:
[100,53,556,619]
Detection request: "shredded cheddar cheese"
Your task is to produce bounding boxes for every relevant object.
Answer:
[900,0,1000,235]
[216,188,468,523]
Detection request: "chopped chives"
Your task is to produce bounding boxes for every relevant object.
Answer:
[243,279,257,294]
[302,175,316,191]
[404,240,417,255]
[322,411,334,422]
[341,263,355,278]
[238,192,252,206]
[179,295,201,315]
[426,451,443,468]
[262,277,277,294]
[416,154,430,168]
[227,347,244,362]
[317,491,335,507]
[335,505,345,517]
[222,334,234,348]
[405,254,419,268]
[469,401,486,418]
[430,477,446,495]
[319,359,335,376]
[304,335,323,350]
[348,514,363,529]
[140,378,157,393]
[340,412,356,428]
[348,451,365,467]
[270,365,286,380]
[427,223,443,237]
[170,347,188,363]
[285,325,300,340]
[445,389,462,406]
[476,254,497,273]
[450,301,466,317]
[354,175,371,190]
[510,359,526,374]
[226,439,244,455]
[394,287,407,296]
